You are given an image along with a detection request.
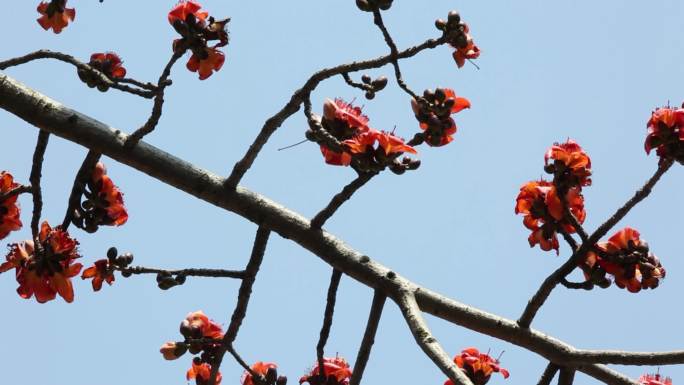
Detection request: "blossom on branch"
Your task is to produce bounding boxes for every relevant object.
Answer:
[579,227,666,293]
[180,310,224,339]
[74,162,128,232]
[0,171,23,240]
[318,98,369,166]
[445,348,508,385]
[88,52,127,79]
[186,47,225,81]
[639,373,672,385]
[299,357,352,385]
[645,105,684,164]
[411,88,470,147]
[515,180,585,254]
[36,0,75,34]
[544,139,592,188]
[187,357,222,385]
[435,12,480,68]
[81,259,115,291]
[159,341,188,360]
[241,362,279,385]
[0,221,82,303]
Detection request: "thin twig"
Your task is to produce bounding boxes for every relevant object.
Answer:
[349,291,386,385]
[317,269,343,378]
[209,226,271,385]
[225,34,447,188]
[311,172,376,229]
[518,160,674,328]
[29,130,50,240]
[126,51,184,146]
[537,362,559,385]
[341,73,373,92]
[371,10,418,99]
[62,150,101,230]
[558,367,575,385]
[558,227,578,252]
[0,50,155,98]
[0,185,32,202]
[397,291,473,385]
[579,364,638,385]
[559,278,593,290]
[120,265,246,279]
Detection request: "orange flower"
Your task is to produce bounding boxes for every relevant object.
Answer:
[1,222,82,303]
[451,24,480,68]
[76,162,128,231]
[515,181,585,254]
[159,341,187,360]
[318,98,370,166]
[320,147,353,166]
[241,362,278,385]
[639,373,672,385]
[343,129,416,156]
[89,52,127,79]
[299,357,353,385]
[645,105,684,164]
[411,88,470,147]
[544,140,592,188]
[180,310,224,339]
[446,348,509,385]
[36,0,75,34]
[187,358,221,385]
[81,259,115,291]
[186,47,226,80]
[580,228,666,293]
[0,171,23,240]
[168,0,208,27]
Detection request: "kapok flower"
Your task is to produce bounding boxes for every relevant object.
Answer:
[88,52,127,79]
[579,227,665,293]
[81,259,115,291]
[645,105,684,164]
[159,341,188,360]
[411,88,470,147]
[74,162,128,232]
[187,357,222,385]
[186,47,226,81]
[317,98,371,166]
[451,23,480,68]
[515,180,585,254]
[180,310,224,340]
[446,348,509,385]
[343,129,416,157]
[241,362,278,385]
[544,140,592,188]
[36,0,75,34]
[1,221,82,303]
[639,373,672,385]
[299,357,353,385]
[0,171,23,240]
[168,1,229,80]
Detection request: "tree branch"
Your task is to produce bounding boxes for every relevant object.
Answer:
[371,10,418,98]
[317,269,343,377]
[29,130,49,239]
[558,367,575,385]
[349,290,386,385]
[62,150,101,229]
[120,265,246,279]
[310,172,376,229]
[537,362,559,385]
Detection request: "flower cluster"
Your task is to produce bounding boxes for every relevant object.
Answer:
[0,171,23,240]
[168,0,230,80]
[312,98,418,174]
[72,162,128,232]
[640,373,673,385]
[0,222,82,303]
[81,247,133,291]
[579,227,666,293]
[36,0,75,34]
[444,348,509,385]
[77,52,128,91]
[355,0,393,12]
[645,105,684,164]
[516,140,591,253]
[160,311,225,385]
[241,362,287,385]
[435,11,480,68]
[299,357,353,385]
[411,88,470,147]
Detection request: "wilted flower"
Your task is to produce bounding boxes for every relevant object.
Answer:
[446,347,509,385]
[36,0,75,34]
[299,357,352,385]
[159,341,188,360]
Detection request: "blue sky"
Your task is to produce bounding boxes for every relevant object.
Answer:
[1,1,684,384]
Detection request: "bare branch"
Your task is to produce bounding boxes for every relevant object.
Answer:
[311,172,376,229]
[558,367,575,385]
[62,150,101,230]
[371,10,418,98]
[0,184,32,202]
[537,362,559,385]
[120,265,245,279]
[578,365,639,385]
[29,130,49,239]
[397,291,473,385]
[349,291,386,385]
[317,269,343,377]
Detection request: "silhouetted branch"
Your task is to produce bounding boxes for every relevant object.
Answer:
[371,10,418,98]
[311,172,376,229]
[349,290,386,385]
[29,130,49,239]
[537,362,559,385]
[317,269,343,377]
[120,265,246,279]
[0,184,32,201]
[558,367,575,385]
[62,150,101,230]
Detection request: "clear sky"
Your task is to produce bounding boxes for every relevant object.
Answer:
[2,1,684,384]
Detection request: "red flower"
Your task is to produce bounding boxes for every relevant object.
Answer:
[343,129,416,156]
[446,348,509,385]
[187,358,221,385]
[81,259,115,291]
[451,24,480,68]
[515,180,585,254]
[159,341,187,360]
[1,222,82,303]
[323,98,370,131]
[639,373,672,385]
[0,171,23,240]
[186,47,226,80]
[412,88,470,146]
[36,0,75,34]
[645,105,684,164]
[580,228,666,293]
[89,52,127,79]
[544,140,592,188]
[241,362,278,385]
[168,0,208,26]
[299,357,353,385]
[180,310,224,340]
[75,162,128,231]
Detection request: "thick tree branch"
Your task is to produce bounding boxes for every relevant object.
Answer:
[558,367,575,385]
[0,73,670,385]
[397,291,473,385]
[537,362,559,385]
[349,290,386,385]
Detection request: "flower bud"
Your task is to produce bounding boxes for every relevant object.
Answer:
[160,341,187,360]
